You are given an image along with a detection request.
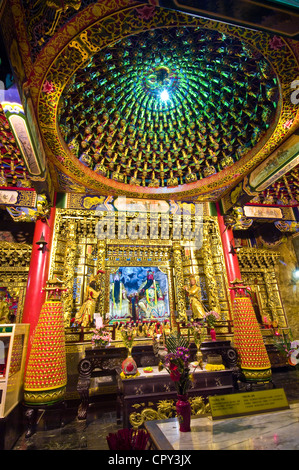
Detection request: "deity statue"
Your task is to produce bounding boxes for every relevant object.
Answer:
[184,275,206,320]
[75,270,104,327]
[109,270,130,319]
[138,270,167,319]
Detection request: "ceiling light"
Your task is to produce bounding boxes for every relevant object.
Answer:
[292,267,299,282]
[160,89,169,101]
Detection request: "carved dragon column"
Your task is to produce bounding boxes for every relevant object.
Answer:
[263,270,279,325]
[172,242,187,323]
[96,239,107,320]
[62,219,77,327]
[202,220,221,314]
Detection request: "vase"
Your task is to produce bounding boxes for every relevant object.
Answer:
[210,328,216,341]
[176,395,191,432]
[122,346,138,376]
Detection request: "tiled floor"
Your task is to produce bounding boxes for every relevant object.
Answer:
[12,368,299,451]
[13,403,122,450]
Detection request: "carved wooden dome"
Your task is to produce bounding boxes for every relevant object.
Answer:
[57,26,279,191]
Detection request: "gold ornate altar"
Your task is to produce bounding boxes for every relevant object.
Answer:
[46,206,236,398]
[48,206,232,329]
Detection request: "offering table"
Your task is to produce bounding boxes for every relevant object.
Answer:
[76,344,159,420]
[117,365,235,428]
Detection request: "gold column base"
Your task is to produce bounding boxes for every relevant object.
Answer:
[24,385,66,406]
[242,368,272,383]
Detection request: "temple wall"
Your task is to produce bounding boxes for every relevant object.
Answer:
[274,238,299,340]
[0,211,34,323]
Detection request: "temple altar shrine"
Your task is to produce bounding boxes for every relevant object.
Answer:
[0,0,299,451]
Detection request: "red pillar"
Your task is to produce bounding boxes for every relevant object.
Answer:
[216,202,242,305]
[22,206,56,367]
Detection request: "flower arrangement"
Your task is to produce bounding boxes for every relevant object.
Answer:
[159,334,196,395]
[287,340,299,367]
[91,327,111,348]
[203,310,220,328]
[188,321,205,348]
[120,323,136,352]
[274,331,299,367]
[160,347,194,395]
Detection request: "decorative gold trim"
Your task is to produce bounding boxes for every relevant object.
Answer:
[241,368,272,382]
[129,396,210,429]
[24,386,66,405]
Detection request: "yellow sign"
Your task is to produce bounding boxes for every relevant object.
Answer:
[209,388,289,420]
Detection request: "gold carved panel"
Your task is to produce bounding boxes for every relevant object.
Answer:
[237,248,287,327]
[49,209,231,325]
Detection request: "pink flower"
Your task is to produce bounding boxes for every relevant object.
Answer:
[269,36,284,50]
[283,119,294,129]
[136,5,155,20]
[42,80,55,93]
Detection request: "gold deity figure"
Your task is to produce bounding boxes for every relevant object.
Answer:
[184,275,206,320]
[75,270,104,327]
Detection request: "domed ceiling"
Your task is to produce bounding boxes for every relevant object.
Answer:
[57,27,278,191]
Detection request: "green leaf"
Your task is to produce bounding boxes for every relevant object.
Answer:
[165,332,188,353]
